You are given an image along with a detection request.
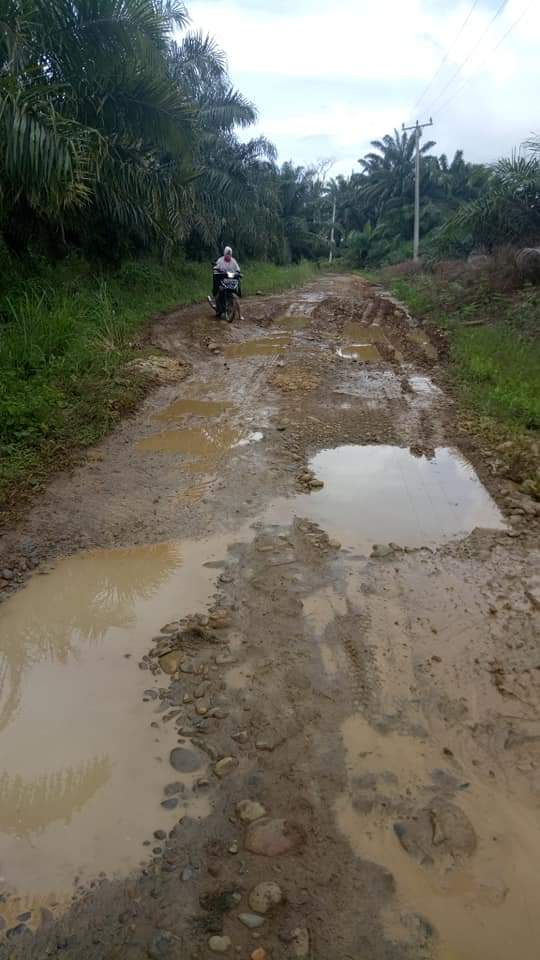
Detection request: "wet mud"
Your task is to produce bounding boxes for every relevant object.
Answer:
[0,274,538,959]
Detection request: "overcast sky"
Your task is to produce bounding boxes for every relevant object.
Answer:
[188,0,538,175]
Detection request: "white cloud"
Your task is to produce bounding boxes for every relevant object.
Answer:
[187,0,540,167]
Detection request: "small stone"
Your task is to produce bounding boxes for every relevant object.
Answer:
[248,881,283,914]
[371,543,393,558]
[251,950,267,960]
[236,800,267,823]
[215,654,237,666]
[209,935,231,954]
[195,703,208,716]
[245,818,305,856]
[161,797,178,810]
[328,539,341,549]
[308,479,324,489]
[160,622,180,634]
[214,757,239,778]
[154,830,167,840]
[290,927,310,958]
[1,569,13,580]
[159,651,184,675]
[164,782,183,797]
[197,778,210,789]
[181,866,194,882]
[255,740,275,752]
[169,746,204,773]
[232,730,249,744]
[228,842,239,855]
[239,913,265,930]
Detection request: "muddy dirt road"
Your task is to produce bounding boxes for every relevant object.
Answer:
[0,274,539,960]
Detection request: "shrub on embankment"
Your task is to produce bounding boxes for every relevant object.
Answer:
[377,251,540,496]
[0,255,318,514]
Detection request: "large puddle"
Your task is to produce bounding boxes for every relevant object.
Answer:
[137,424,241,456]
[0,534,247,915]
[266,445,505,551]
[337,321,385,362]
[336,715,540,960]
[223,335,290,359]
[154,398,233,422]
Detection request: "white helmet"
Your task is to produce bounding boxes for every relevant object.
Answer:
[224,246,233,256]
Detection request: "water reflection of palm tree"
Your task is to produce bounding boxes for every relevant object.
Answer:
[0,542,182,733]
[0,757,111,836]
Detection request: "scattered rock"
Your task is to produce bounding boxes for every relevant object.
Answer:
[154,830,167,840]
[251,949,267,960]
[290,927,310,958]
[228,842,239,855]
[371,543,393,558]
[161,798,178,810]
[248,881,283,914]
[308,479,324,490]
[160,622,180,635]
[147,930,179,959]
[158,651,184,675]
[245,818,305,856]
[169,746,204,773]
[214,757,239,778]
[181,866,194,882]
[164,782,184,797]
[208,936,231,953]
[236,800,267,823]
[394,800,476,865]
[239,913,265,929]
[232,730,249,744]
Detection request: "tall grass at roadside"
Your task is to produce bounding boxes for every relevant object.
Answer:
[379,266,540,434]
[0,255,319,509]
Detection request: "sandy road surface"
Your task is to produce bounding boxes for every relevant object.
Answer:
[0,274,539,960]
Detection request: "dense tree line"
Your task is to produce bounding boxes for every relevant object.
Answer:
[1,1,538,269]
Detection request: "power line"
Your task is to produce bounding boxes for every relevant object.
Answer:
[423,0,511,115]
[414,0,481,110]
[433,0,533,116]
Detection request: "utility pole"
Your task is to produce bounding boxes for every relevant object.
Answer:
[402,118,433,260]
[328,197,336,264]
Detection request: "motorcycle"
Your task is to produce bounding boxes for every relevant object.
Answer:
[209,270,242,323]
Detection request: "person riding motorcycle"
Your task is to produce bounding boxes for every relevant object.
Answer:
[210,246,242,304]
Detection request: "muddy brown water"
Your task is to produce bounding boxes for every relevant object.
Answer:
[336,715,540,960]
[0,275,537,958]
[223,335,290,359]
[154,398,233,422]
[266,445,505,551]
[0,534,253,914]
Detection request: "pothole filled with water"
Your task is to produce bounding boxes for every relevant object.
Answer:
[265,445,505,551]
[0,534,247,914]
[155,398,233,422]
[336,715,540,960]
[137,424,241,456]
[337,321,387,362]
[223,335,290,359]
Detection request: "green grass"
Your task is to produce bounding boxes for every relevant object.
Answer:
[383,274,540,433]
[0,255,319,512]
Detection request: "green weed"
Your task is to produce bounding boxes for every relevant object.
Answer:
[0,256,318,511]
[382,273,540,434]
